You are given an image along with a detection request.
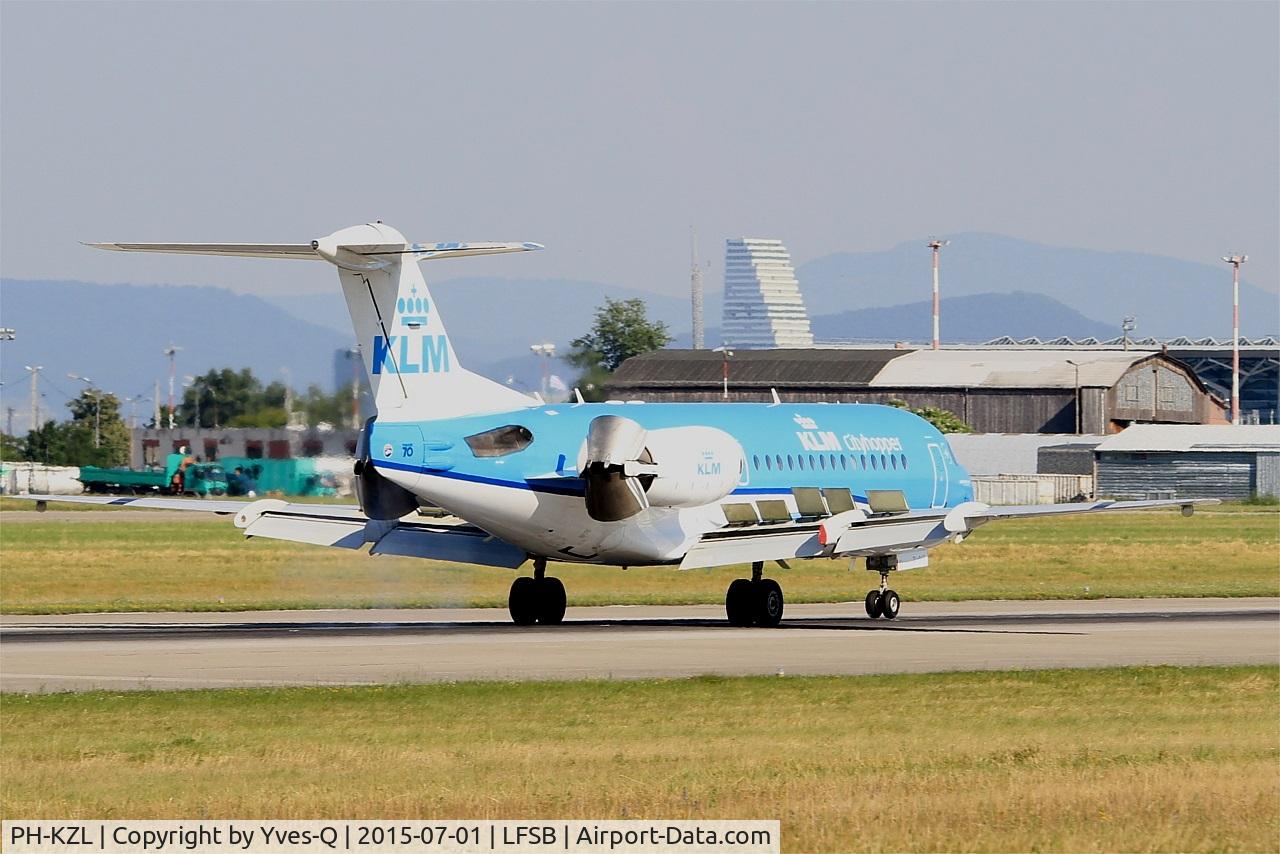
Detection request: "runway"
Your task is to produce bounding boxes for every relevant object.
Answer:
[2,598,1276,692]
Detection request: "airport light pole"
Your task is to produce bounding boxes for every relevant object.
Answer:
[1065,360,1082,434]
[67,374,101,447]
[24,365,42,434]
[183,375,206,428]
[714,346,733,400]
[927,239,949,350]
[163,344,182,429]
[1221,254,1247,425]
[123,394,151,430]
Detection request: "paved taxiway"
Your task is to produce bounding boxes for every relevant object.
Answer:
[2,598,1275,692]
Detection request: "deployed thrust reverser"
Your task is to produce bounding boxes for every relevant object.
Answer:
[579,415,744,522]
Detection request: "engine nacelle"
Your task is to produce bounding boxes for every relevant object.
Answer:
[354,417,419,520]
[578,417,744,521]
[639,426,744,508]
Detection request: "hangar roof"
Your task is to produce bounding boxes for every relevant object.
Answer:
[609,348,907,388]
[1095,424,1280,453]
[866,349,1164,389]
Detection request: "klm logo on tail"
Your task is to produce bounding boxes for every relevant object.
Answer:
[372,335,452,374]
[373,290,452,374]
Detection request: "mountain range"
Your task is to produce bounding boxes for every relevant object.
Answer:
[797,232,1276,339]
[2,233,1274,432]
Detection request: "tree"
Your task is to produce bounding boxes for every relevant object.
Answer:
[177,368,288,428]
[567,298,672,399]
[23,419,98,467]
[0,432,24,460]
[64,390,129,466]
[887,399,974,434]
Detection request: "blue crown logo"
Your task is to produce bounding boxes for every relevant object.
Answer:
[397,289,431,326]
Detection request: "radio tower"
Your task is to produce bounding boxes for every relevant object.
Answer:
[691,227,705,350]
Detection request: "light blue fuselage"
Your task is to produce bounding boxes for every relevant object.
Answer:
[367,402,973,565]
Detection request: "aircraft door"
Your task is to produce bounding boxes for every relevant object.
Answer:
[927,443,950,508]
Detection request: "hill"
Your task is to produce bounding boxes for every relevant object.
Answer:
[0,280,351,430]
[809,291,1120,343]
[797,233,1277,338]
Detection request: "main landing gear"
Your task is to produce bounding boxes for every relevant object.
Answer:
[508,557,566,626]
[725,561,785,628]
[864,561,900,620]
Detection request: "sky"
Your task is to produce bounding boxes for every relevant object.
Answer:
[2,1,1276,301]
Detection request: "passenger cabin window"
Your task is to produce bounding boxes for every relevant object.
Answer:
[464,425,533,457]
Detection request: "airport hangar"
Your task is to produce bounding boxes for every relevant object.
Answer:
[606,347,1226,434]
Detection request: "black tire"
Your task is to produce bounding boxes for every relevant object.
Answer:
[726,578,755,626]
[508,576,538,626]
[754,578,784,628]
[880,589,901,620]
[865,590,882,618]
[536,577,567,625]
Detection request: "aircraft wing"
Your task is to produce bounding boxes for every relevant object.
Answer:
[678,497,1220,571]
[9,495,528,570]
[10,493,251,514]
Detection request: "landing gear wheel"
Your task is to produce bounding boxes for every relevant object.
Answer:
[880,589,900,620]
[508,576,538,626]
[754,578,784,628]
[865,590,882,618]
[726,579,755,626]
[536,577,566,625]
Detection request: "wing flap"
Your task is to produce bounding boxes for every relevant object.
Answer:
[370,524,527,568]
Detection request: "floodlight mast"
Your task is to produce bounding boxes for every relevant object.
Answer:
[163,344,182,429]
[1221,254,1247,425]
[927,239,949,350]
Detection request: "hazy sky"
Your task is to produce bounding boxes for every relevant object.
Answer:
[2,1,1276,300]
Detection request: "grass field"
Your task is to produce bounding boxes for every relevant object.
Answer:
[1,504,1275,613]
[2,666,1276,852]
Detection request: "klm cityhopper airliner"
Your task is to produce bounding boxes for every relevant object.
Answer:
[23,222,1214,627]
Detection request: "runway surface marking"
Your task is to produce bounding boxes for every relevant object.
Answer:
[2,598,1276,692]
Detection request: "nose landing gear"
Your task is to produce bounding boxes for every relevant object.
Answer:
[508,557,566,626]
[725,561,785,627]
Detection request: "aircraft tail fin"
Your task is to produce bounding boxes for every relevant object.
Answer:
[91,223,543,420]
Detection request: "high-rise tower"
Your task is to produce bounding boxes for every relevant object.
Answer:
[721,238,814,349]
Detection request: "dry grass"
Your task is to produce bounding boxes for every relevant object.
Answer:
[1,505,1276,614]
[2,667,1277,851]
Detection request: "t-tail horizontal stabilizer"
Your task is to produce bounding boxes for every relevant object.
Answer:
[88,223,543,420]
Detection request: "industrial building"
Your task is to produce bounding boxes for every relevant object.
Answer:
[1094,424,1280,499]
[721,238,814,348]
[128,426,359,469]
[983,336,1279,423]
[607,348,1226,434]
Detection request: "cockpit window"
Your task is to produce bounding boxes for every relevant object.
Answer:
[464,425,533,457]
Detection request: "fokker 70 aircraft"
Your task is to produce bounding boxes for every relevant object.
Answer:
[20,222,1214,626]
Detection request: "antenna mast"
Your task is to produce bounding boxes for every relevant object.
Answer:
[691,227,705,350]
